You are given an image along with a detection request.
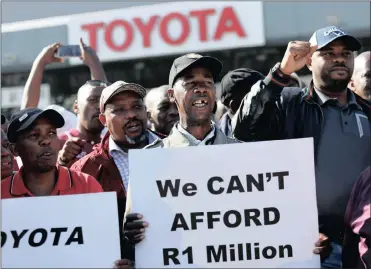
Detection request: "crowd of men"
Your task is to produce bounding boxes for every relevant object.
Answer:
[1,25,370,269]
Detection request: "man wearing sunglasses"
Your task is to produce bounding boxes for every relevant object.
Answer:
[58,80,110,167]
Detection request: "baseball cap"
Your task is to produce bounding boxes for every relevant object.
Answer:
[1,114,6,125]
[220,68,264,106]
[7,108,65,143]
[99,80,147,113]
[309,26,361,51]
[169,53,223,87]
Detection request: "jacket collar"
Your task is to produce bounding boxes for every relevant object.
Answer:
[163,123,230,147]
[302,81,371,121]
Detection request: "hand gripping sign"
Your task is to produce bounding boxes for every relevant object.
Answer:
[127,138,320,268]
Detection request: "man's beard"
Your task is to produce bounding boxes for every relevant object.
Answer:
[320,70,351,93]
[125,131,147,145]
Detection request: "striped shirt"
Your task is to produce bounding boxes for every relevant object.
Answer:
[109,131,159,191]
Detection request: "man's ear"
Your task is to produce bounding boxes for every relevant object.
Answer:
[73,100,79,114]
[306,57,313,72]
[147,111,155,124]
[9,143,19,157]
[348,79,356,91]
[99,113,106,126]
[168,89,175,102]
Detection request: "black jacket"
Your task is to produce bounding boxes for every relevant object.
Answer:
[232,71,371,242]
[232,74,371,163]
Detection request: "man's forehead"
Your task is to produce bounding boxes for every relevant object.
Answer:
[79,85,104,99]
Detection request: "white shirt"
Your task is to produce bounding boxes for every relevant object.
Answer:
[109,131,159,190]
[177,122,216,145]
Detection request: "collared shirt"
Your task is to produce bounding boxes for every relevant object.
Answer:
[1,166,103,199]
[177,122,216,145]
[315,88,362,110]
[313,88,371,239]
[109,131,159,191]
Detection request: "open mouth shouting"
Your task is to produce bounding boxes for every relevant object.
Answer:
[125,121,142,134]
[192,99,209,108]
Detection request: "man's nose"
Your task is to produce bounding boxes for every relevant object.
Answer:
[39,137,51,147]
[125,110,138,119]
[194,86,208,94]
[333,54,346,63]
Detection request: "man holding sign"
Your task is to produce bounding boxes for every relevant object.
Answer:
[123,53,327,267]
[1,107,132,268]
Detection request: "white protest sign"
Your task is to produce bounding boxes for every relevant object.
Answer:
[128,138,320,268]
[2,192,121,268]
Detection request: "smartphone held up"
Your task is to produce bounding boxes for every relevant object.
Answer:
[55,45,82,58]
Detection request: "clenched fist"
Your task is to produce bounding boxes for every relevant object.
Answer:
[58,137,87,166]
[280,41,318,75]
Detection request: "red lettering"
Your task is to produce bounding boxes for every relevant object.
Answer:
[159,12,190,45]
[189,9,216,42]
[104,19,134,52]
[133,16,159,48]
[81,22,105,51]
[213,7,246,40]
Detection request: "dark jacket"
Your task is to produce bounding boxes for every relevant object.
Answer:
[232,78,371,161]
[70,132,130,259]
[232,72,371,242]
[343,166,371,269]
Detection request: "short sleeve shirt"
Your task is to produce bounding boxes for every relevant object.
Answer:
[1,166,103,199]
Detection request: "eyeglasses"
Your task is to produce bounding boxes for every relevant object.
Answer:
[85,80,112,87]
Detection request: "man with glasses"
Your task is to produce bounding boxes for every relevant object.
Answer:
[58,80,110,167]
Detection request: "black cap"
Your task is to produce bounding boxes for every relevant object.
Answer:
[309,26,361,51]
[220,68,264,107]
[8,108,65,143]
[1,114,6,125]
[169,53,223,87]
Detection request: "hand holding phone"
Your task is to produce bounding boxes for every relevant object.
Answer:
[55,45,82,58]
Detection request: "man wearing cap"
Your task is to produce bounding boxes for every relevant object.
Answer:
[144,53,237,148]
[70,80,160,260]
[219,68,264,137]
[123,53,238,257]
[145,85,179,138]
[1,108,103,198]
[232,26,371,268]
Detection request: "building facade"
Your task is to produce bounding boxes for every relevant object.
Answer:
[1,1,370,117]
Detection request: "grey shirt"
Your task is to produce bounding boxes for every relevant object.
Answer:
[315,89,371,219]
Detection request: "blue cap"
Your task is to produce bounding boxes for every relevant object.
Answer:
[309,26,361,51]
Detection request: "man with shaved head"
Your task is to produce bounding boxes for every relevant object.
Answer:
[349,51,371,101]
[58,80,110,167]
[145,85,179,138]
